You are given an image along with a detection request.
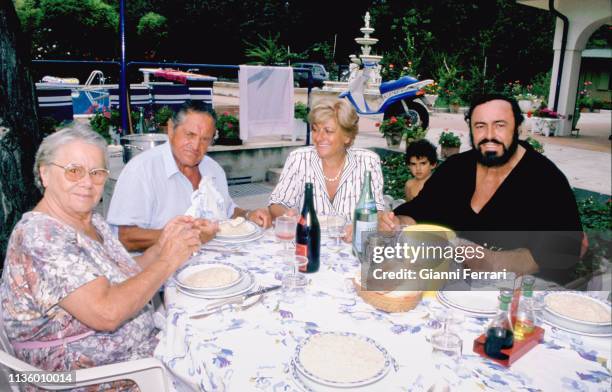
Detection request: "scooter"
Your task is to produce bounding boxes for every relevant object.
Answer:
[339,61,433,129]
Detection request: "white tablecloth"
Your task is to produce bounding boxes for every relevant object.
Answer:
[155,230,612,391]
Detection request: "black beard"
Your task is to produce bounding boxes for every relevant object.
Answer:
[470,130,519,167]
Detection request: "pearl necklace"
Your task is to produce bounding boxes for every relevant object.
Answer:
[322,158,346,182]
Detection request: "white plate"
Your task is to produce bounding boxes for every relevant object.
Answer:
[177,269,255,299]
[544,292,611,326]
[174,262,243,292]
[541,292,612,336]
[216,220,258,239]
[211,228,264,244]
[542,318,612,337]
[437,291,498,315]
[293,332,391,388]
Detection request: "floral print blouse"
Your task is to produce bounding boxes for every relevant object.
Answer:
[1,212,158,390]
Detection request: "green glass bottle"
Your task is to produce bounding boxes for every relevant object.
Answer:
[514,276,537,340]
[485,288,514,360]
[352,170,378,259]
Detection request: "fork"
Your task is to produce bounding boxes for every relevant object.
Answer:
[190,291,264,319]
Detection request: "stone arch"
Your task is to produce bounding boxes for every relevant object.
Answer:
[572,18,611,50]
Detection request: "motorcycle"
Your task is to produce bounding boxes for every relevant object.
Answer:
[339,61,433,129]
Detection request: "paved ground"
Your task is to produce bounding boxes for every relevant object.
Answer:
[217,92,611,208]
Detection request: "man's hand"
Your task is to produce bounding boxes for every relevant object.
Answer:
[247,208,272,228]
[194,219,219,243]
[378,211,399,231]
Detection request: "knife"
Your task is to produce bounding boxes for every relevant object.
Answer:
[191,285,282,317]
[205,285,282,309]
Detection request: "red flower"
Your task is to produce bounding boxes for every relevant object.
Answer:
[375,122,381,127]
[223,112,229,116]
[103,111,111,119]
[527,111,532,118]
[227,123,233,129]
[389,64,394,69]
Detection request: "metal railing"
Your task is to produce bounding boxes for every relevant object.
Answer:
[31,59,315,144]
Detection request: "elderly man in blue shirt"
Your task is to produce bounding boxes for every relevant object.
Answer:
[108,101,272,251]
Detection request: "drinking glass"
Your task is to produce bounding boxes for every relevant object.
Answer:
[274,215,297,257]
[430,310,463,389]
[282,255,308,291]
[327,214,346,253]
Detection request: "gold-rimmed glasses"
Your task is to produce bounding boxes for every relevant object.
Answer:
[49,163,110,185]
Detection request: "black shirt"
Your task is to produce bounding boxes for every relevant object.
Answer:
[393,141,583,283]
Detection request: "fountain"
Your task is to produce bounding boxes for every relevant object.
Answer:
[323,11,383,93]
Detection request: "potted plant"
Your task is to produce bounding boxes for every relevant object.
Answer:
[531,106,561,137]
[293,102,308,141]
[377,116,408,148]
[516,93,537,113]
[448,94,462,113]
[423,82,440,109]
[215,112,242,145]
[154,106,174,133]
[438,130,461,158]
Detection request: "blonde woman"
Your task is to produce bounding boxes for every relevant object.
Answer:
[269,99,384,221]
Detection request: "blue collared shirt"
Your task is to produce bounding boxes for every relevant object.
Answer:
[107,142,236,230]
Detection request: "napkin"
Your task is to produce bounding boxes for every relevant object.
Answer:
[154,308,225,391]
[185,176,227,220]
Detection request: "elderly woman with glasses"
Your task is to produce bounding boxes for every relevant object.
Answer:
[0,125,211,389]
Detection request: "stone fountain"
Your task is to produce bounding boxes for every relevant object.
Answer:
[323,11,383,93]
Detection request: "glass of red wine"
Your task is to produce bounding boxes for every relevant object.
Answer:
[274,215,297,257]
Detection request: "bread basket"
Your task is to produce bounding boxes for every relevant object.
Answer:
[353,278,422,313]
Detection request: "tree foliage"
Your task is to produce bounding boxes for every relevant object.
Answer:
[15,0,118,59]
[12,0,564,90]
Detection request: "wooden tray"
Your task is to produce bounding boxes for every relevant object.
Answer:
[473,326,545,367]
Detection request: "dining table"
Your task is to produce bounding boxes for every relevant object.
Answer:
[153,228,612,391]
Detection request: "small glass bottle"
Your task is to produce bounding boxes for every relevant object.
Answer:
[484,288,514,359]
[514,276,537,340]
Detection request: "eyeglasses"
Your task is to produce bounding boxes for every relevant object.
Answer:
[49,163,110,185]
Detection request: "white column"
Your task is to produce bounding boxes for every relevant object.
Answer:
[549,47,582,136]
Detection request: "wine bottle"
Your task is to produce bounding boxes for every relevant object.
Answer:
[352,170,378,259]
[295,183,320,273]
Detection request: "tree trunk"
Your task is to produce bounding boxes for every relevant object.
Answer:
[0,2,41,264]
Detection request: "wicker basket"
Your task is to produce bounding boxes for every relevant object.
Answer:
[353,279,422,313]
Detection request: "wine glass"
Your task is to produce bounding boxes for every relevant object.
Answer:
[429,310,463,389]
[274,215,296,257]
[282,255,308,291]
[327,214,346,253]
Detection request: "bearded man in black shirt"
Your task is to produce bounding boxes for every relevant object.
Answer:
[378,94,583,284]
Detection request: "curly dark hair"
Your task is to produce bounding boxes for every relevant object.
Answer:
[405,139,438,165]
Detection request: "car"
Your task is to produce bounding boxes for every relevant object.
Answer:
[292,63,329,88]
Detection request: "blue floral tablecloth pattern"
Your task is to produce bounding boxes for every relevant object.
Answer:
[154,231,612,391]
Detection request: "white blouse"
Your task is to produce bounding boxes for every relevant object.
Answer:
[269,146,385,220]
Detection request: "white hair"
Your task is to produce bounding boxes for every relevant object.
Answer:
[33,123,108,191]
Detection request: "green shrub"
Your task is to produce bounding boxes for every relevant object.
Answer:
[380,152,412,200]
[154,106,173,126]
[438,131,461,148]
[217,112,240,139]
[294,102,308,122]
[525,136,544,153]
